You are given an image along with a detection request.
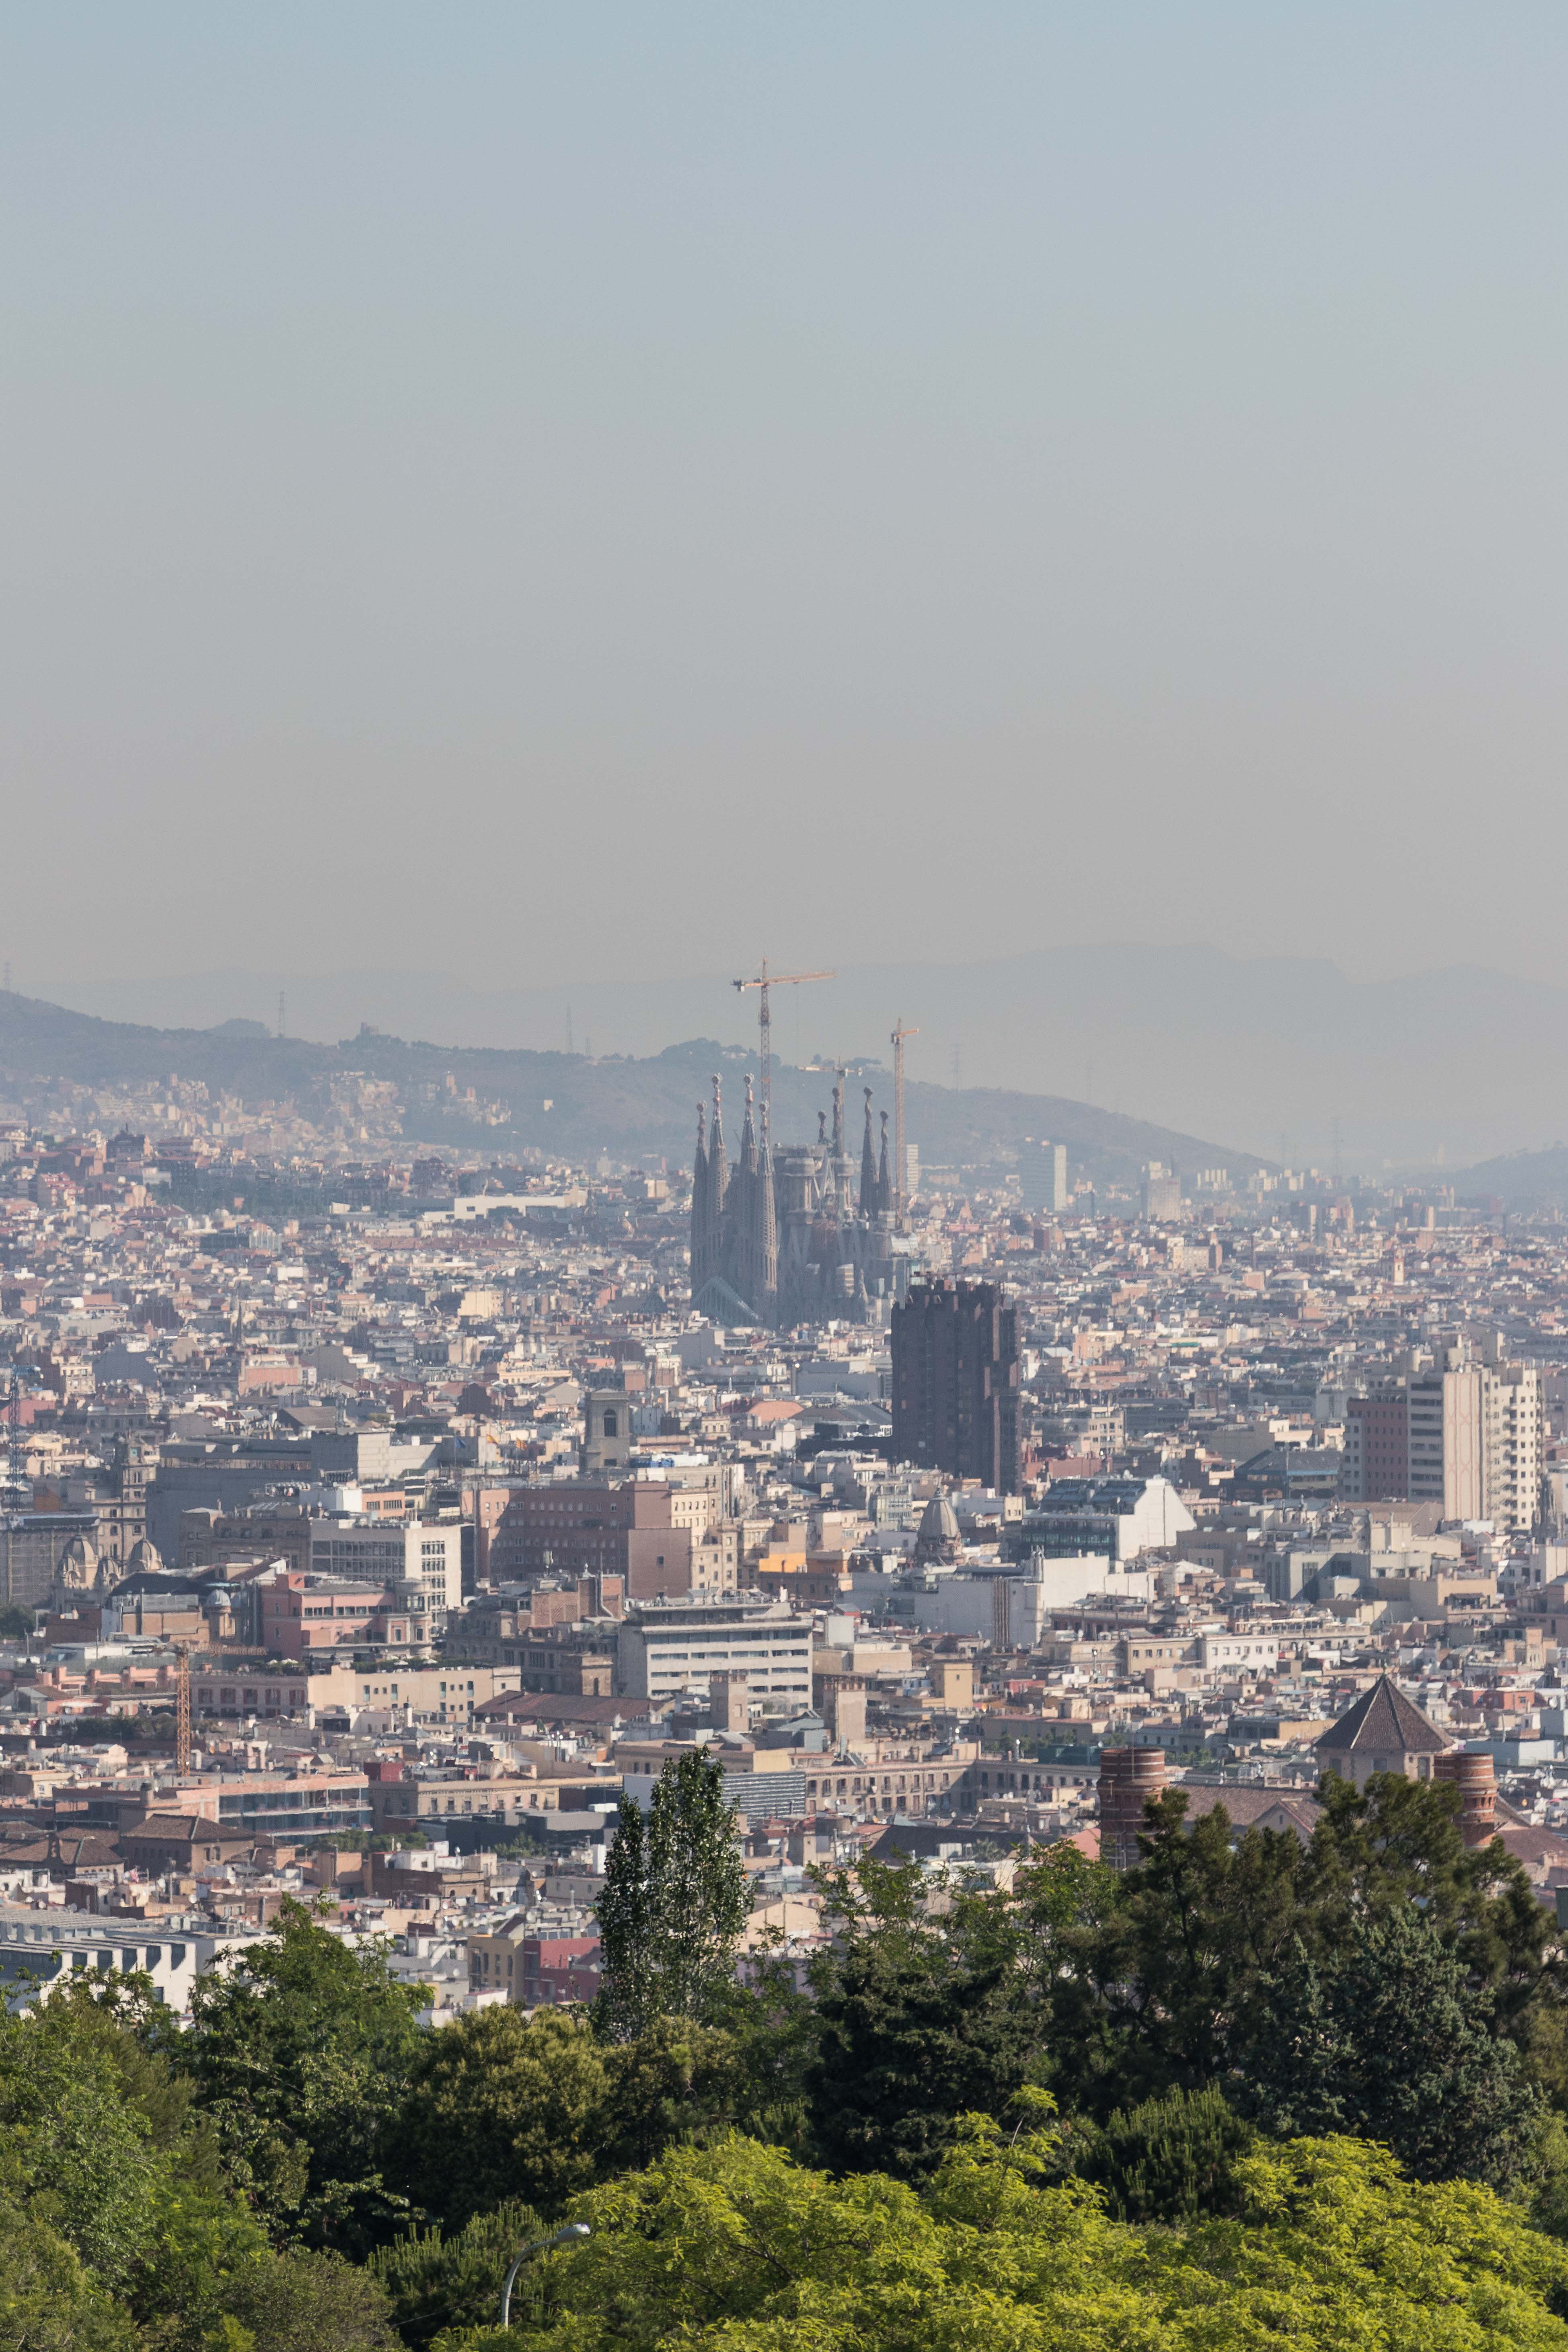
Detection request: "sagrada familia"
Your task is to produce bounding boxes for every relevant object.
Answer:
[689,1069,905,1328]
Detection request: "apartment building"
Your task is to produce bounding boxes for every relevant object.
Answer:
[1349,1342,1543,1533]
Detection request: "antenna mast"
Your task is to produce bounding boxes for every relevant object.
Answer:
[732,960,834,1128]
[891,1018,919,1232]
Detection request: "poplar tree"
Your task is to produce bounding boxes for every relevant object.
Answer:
[595,1753,749,2041]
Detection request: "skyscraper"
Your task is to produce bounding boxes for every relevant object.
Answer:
[1020,1140,1068,1215]
[891,1279,1021,1494]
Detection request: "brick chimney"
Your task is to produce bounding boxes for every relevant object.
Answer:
[1097,1746,1168,1871]
[1434,1748,1497,1846]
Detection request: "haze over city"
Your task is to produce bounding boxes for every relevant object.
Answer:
[7,13,1568,2350]
[6,5,1568,1083]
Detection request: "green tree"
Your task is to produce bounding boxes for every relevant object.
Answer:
[599,2015,746,2175]
[0,2190,138,2352]
[804,1859,1040,2179]
[1065,2082,1256,2223]
[219,2247,401,2352]
[462,2124,1568,2352]
[1244,1906,1541,2185]
[0,1976,269,2351]
[594,1756,748,2041]
[393,2008,612,2229]
[369,2198,543,2348]
[1041,1774,1567,2124]
[174,1898,427,2251]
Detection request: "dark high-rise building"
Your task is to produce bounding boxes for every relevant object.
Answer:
[891,1280,1021,1494]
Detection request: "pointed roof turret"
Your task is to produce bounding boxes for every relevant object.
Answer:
[1314,1670,1449,1790]
[1316,1670,1447,1755]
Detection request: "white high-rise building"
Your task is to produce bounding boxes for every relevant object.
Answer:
[1392,1342,1542,1533]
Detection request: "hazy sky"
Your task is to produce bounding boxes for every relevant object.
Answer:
[4,5,1567,996]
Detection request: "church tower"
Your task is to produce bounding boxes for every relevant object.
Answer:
[859,1087,878,1216]
[707,1075,729,1244]
[757,1103,778,1319]
[690,1102,709,1293]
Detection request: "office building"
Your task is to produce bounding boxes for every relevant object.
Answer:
[308,1518,463,1612]
[615,1596,813,1705]
[1020,1141,1068,1215]
[1141,1164,1182,1222]
[891,1278,1021,1493]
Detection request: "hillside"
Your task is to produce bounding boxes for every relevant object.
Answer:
[0,989,1266,1187]
[42,943,1568,1167]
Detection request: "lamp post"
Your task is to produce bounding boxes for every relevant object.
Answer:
[499,2223,590,2330]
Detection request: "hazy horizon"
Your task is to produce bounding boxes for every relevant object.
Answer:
[21,940,1568,1173]
[5,8,1568,1062]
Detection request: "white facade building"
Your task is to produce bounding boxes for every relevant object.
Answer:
[308,1518,463,1611]
[0,1903,249,2019]
[616,1599,812,1705]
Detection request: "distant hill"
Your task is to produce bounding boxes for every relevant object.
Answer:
[0,990,1264,1189]
[1455,1144,1568,1207]
[36,942,1568,1168]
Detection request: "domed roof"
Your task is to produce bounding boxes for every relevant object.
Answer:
[123,1537,164,1578]
[918,1493,961,1546]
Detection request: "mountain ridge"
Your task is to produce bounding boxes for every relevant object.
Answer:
[0,990,1265,1188]
[27,942,1568,1167]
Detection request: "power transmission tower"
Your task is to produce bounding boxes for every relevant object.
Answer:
[890,1018,919,1231]
[732,959,834,1130]
[277,990,286,1039]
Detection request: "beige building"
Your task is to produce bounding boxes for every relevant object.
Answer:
[1407,1348,1543,1533]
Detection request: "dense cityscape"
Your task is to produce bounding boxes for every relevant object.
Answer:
[5,993,1568,2004]
[9,5,1568,2344]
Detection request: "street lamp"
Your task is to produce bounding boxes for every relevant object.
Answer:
[499,2223,590,2329]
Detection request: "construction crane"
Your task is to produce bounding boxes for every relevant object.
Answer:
[174,1643,192,1775]
[890,1018,919,1232]
[732,961,834,1129]
[6,1370,21,1506]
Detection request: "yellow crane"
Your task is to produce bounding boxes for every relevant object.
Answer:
[732,961,834,1130]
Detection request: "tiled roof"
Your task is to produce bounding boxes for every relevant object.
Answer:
[1314,1672,1448,1755]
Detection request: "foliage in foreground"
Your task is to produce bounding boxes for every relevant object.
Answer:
[432,2123,1568,2352]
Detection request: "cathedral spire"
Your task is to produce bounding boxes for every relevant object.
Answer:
[878,1109,892,1217]
[690,1102,709,1292]
[757,1098,778,1320]
[740,1075,758,1175]
[859,1087,877,1216]
[709,1074,728,1224]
